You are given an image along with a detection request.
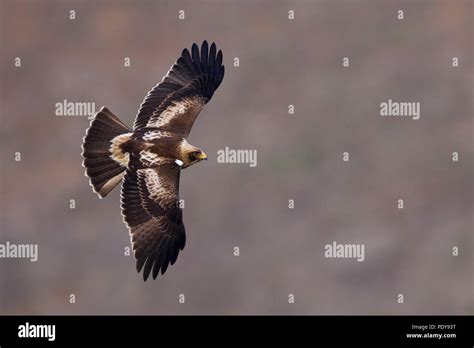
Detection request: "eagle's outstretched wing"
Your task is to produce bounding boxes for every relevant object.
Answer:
[133,41,225,136]
[121,165,185,281]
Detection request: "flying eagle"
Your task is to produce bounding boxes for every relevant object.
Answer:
[82,41,225,280]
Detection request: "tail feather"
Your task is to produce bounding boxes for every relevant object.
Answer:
[82,107,131,198]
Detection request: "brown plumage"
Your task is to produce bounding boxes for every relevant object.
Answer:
[81,41,225,280]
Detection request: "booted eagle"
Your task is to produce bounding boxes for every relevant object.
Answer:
[82,41,225,280]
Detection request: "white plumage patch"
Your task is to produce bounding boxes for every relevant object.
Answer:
[146,96,205,129]
[139,150,173,167]
[139,169,174,209]
[110,133,133,167]
[174,159,184,166]
[142,130,174,141]
[147,101,187,128]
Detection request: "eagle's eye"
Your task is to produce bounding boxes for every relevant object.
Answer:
[189,151,200,160]
[189,150,207,161]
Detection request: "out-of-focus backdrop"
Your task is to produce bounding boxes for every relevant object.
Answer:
[0,0,472,314]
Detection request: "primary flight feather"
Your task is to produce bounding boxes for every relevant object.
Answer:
[82,41,225,280]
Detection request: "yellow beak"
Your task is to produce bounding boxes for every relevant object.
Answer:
[196,151,207,161]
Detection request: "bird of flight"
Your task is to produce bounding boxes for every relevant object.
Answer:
[82,41,225,280]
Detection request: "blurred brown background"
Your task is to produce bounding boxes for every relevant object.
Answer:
[0,0,472,314]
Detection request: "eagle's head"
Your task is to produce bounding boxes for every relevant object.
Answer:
[178,139,207,168]
[185,149,207,167]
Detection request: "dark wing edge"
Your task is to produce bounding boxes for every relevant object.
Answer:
[133,40,225,131]
[121,169,186,281]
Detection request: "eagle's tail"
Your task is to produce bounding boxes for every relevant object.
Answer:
[82,107,132,199]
